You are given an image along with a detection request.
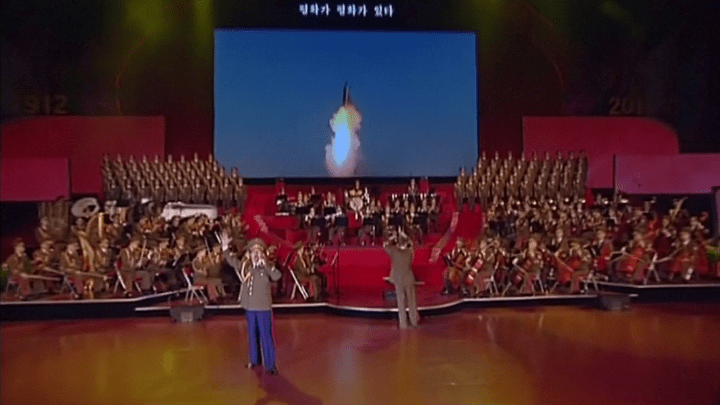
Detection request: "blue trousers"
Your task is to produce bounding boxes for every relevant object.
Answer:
[246,310,276,370]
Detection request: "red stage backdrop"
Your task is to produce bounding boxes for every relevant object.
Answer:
[1,116,165,196]
[0,158,70,202]
[615,154,720,194]
[523,117,680,189]
[714,187,720,238]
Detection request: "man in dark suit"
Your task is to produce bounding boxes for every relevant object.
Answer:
[383,230,419,329]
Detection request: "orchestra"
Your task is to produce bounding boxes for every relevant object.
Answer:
[2,153,719,303]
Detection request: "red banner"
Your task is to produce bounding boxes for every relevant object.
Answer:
[0,158,70,202]
[1,116,165,195]
[523,117,679,189]
[615,154,720,194]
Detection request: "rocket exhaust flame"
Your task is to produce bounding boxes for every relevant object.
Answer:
[325,87,362,177]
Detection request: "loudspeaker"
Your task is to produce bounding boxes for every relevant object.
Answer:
[170,304,205,322]
[597,293,631,311]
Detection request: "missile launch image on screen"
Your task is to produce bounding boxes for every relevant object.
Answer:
[214,30,478,178]
[325,83,363,177]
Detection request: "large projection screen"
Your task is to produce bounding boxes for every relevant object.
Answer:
[214,29,479,178]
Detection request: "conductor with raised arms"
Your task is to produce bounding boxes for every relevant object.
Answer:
[219,232,281,375]
[384,229,420,329]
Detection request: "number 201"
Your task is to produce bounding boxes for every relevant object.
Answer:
[609,97,643,116]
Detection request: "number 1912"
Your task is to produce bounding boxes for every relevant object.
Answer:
[22,94,68,115]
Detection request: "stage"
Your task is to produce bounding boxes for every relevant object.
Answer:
[6,280,720,321]
[3,303,720,405]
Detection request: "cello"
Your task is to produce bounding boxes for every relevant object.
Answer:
[616,233,649,281]
[669,232,697,281]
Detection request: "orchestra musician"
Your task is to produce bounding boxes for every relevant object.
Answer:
[59,242,85,298]
[33,240,61,292]
[568,239,593,293]
[265,245,284,297]
[291,243,322,301]
[616,231,652,283]
[547,227,569,254]
[516,236,544,294]
[442,238,468,295]
[328,206,348,246]
[118,239,153,296]
[35,217,56,247]
[358,204,377,246]
[306,207,326,244]
[428,196,440,233]
[346,180,365,216]
[2,239,34,298]
[589,228,613,276]
[90,238,115,292]
[307,244,329,295]
[390,200,406,235]
[146,239,177,290]
[192,249,226,302]
[669,229,698,282]
[468,238,496,297]
[407,178,419,198]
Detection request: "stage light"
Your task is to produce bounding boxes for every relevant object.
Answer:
[126,0,167,38]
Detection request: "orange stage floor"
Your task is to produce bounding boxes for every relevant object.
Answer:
[2,303,720,405]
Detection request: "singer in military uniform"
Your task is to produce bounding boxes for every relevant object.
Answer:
[383,230,420,329]
[219,234,281,375]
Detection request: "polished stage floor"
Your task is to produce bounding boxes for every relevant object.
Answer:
[2,304,720,405]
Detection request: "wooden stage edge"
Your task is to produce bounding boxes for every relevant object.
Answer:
[4,281,720,321]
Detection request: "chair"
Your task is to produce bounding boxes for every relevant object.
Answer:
[4,277,22,298]
[112,267,142,295]
[480,267,500,297]
[583,272,601,292]
[182,267,208,303]
[280,252,295,297]
[643,253,661,284]
[281,252,310,301]
[289,269,309,301]
[60,274,79,296]
[529,273,545,295]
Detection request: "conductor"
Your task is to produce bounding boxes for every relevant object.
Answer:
[383,230,420,329]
